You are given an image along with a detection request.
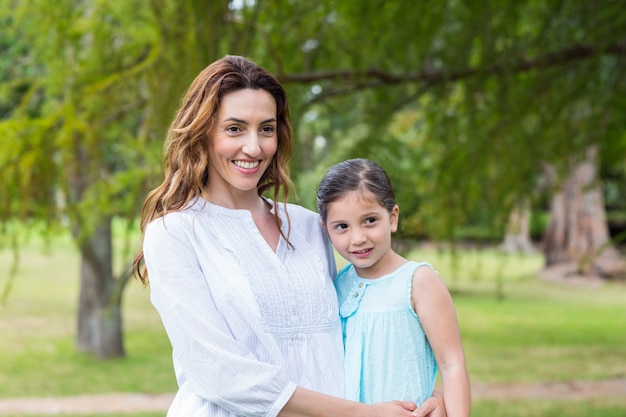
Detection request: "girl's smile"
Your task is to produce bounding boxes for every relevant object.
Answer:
[351,247,374,258]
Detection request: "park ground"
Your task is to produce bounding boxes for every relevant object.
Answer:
[0,378,625,415]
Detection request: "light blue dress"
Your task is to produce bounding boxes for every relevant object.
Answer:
[335,261,438,405]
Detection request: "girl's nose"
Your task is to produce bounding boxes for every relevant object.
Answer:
[351,229,367,246]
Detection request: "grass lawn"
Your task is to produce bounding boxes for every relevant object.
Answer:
[1,233,625,417]
[409,246,626,384]
[0,230,176,397]
[472,397,626,417]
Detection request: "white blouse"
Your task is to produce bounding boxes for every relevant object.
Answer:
[143,198,344,417]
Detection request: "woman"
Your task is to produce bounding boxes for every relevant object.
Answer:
[132,55,446,417]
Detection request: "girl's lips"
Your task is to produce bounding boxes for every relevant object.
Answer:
[351,248,373,258]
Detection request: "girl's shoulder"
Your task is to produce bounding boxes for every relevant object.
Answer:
[410,261,450,305]
[410,260,439,278]
[408,260,437,273]
[407,261,441,289]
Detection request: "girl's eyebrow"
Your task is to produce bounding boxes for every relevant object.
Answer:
[327,219,346,226]
[364,212,381,217]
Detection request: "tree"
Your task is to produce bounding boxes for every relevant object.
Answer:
[256,0,626,279]
[2,0,624,359]
[543,146,625,278]
[502,201,535,254]
[0,0,232,358]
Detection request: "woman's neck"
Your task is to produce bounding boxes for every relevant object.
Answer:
[202,188,268,214]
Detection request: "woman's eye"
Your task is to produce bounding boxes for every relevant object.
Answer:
[225,125,243,134]
[260,125,276,136]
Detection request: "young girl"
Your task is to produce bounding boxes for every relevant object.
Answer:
[317,158,471,417]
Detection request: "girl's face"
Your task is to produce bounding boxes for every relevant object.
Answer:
[323,189,399,278]
[206,88,278,199]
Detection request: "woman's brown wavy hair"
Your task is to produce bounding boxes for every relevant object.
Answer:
[132,55,294,284]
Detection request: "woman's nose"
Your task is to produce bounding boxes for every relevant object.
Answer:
[242,132,261,156]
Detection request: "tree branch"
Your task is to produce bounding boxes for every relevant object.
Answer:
[279,42,626,89]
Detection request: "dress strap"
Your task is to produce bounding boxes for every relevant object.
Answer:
[406,261,436,314]
[405,261,434,287]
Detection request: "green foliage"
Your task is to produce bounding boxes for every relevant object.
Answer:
[0,0,236,242]
[2,0,625,251]
[0,1,235,344]
[0,1,157,237]
[262,0,626,242]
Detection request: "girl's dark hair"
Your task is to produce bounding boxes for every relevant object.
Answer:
[316,158,396,222]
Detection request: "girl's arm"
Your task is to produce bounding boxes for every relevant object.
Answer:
[279,386,418,417]
[414,391,447,417]
[412,267,471,417]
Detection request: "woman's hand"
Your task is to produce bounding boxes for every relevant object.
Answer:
[371,400,417,417]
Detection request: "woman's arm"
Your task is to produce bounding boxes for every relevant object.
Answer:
[412,267,471,417]
[279,386,418,417]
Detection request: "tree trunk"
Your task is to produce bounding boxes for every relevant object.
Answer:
[501,199,535,254]
[542,146,624,279]
[76,217,125,359]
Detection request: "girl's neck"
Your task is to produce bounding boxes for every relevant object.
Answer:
[354,250,406,279]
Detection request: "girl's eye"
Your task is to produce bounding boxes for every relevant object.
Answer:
[334,223,348,231]
[365,217,377,225]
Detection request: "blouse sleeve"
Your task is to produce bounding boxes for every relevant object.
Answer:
[321,220,338,280]
[143,215,296,417]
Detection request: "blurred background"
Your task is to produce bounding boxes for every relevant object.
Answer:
[0,1,625,416]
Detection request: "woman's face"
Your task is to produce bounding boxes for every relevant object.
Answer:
[206,88,278,199]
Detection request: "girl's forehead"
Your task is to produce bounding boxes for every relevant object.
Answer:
[334,188,380,206]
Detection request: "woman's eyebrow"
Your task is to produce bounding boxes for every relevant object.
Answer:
[223,117,247,124]
[222,117,277,124]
